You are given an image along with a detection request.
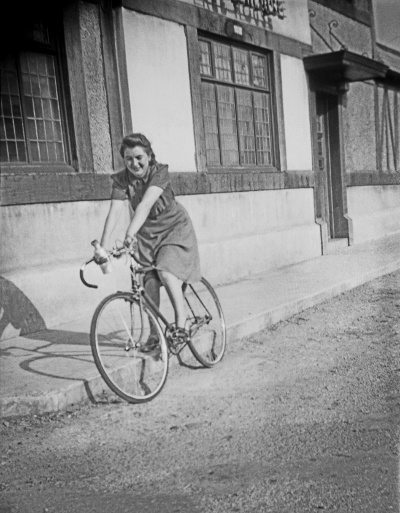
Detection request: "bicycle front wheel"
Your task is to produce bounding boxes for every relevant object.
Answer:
[184,278,226,368]
[90,292,169,403]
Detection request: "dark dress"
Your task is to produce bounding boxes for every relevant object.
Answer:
[110,163,201,283]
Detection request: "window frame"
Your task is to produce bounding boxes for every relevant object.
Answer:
[0,11,75,175]
[198,35,280,174]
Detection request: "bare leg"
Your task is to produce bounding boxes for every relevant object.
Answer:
[158,270,186,329]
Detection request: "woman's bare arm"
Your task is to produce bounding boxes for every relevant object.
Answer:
[125,185,163,241]
[100,199,126,248]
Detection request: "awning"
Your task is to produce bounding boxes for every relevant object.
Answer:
[303,50,389,83]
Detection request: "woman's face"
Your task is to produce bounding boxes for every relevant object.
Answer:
[124,146,151,179]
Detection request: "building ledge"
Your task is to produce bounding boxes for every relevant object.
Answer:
[304,50,388,83]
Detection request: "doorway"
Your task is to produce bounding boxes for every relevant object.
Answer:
[315,93,348,241]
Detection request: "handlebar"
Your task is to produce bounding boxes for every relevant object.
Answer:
[80,258,97,288]
[80,245,155,289]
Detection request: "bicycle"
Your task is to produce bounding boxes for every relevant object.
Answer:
[80,244,226,404]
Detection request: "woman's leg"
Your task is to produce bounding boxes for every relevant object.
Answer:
[158,270,186,329]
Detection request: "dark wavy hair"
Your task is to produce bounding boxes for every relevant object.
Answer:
[119,133,156,165]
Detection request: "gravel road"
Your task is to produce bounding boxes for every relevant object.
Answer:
[1,271,399,513]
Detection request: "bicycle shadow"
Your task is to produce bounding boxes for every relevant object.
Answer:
[175,347,208,370]
[0,276,46,340]
[2,327,111,405]
[0,276,105,403]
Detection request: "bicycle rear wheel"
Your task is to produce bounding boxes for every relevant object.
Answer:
[90,292,168,403]
[184,277,226,368]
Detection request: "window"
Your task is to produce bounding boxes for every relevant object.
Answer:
[199,38,276,170]
[0,22,68,166]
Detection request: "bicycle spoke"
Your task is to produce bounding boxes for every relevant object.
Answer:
[91,293,169,403]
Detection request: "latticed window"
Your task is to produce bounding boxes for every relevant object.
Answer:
[0,22,68,166]
[199,38,276,169]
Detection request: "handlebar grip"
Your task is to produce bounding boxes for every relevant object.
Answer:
[80,258,98,289]
[114,246,149,268]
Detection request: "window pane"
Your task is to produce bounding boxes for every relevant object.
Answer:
[0,141,8,161]
[0,58,28,163]
[55,142,64,161]
[39,75,50,98]
[48,77,57,98]
[8,141,18,162]
[216,85,239,166]
[46,55,55,76]
[37,120,45,140]
[31,141,39,161]
[53,121,62,140]
[38,141,48,161]
[43,98,51,118]
[34,98,43,118]
[252,54,268,89]
[48,142,56,161]
[233,48,250,86]
[201,82,221,166]
[14,118,24,139]
[1,94,12,117]
[254,92,273,165]
[214,43,232,82]
[28,119,37,139]
[30,22,51,45]
[51,99,60,119]
[37,57,47,76]
[236,89,256,165]
[32,76,41,96]
[5,117,15,138]
[199,41,212,76]
[11,96,22,117]
[17,141,27,161]
[45,120,53,139]
[21,52,66,163]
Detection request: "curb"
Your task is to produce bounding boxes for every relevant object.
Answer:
[228,258,400,341]
[1,259,399,418]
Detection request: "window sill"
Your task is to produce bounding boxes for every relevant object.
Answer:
[0,163,76,175]
[0,171,112,206]
[207,166,279,174]
[346,171,400,186]
[1,169,317,206]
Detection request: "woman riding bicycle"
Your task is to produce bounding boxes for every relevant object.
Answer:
[95,133,201,352]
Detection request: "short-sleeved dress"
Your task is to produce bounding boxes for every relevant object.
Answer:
[110,163,201,284]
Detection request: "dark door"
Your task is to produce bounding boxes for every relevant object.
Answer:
[315,93,348,239]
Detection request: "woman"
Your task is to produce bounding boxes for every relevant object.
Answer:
[96,133,201,351]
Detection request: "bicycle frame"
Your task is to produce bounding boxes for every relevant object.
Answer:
[129,261,175,334]
[81,248,184,345]
[81,246,217,356]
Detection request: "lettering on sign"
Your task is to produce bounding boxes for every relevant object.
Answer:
[231,0,286,19]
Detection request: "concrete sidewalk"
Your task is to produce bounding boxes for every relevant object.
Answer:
[1,232,400,418]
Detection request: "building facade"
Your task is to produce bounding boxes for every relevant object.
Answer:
[1,0,399,340]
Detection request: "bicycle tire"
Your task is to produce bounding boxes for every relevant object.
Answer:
[184,277,226,368]
[90,292,169,403]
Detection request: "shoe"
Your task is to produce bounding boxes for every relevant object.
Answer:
[170,327,190,344]
[139,335,160,353]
